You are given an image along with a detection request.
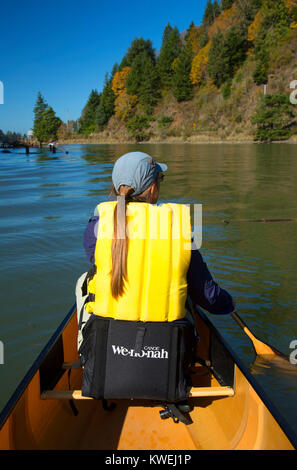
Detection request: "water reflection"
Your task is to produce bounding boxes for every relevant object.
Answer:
[251,355,297,378]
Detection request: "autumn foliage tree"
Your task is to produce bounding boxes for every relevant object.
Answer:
[112,66,137,121]
[112,67,131,97]
[208,3,237,39]
[185,22,203,55]
[248,9,263,41]
[190,42,211,86]
[114,91,138,121]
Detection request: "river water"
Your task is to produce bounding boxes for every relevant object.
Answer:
[0,143,297,435]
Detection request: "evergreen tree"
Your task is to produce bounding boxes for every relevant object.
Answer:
[203,0,213,26]
[252,0,290,85]
[261,0,290,35]
[126,53,160,114]
[119,38,156,70]
[38,107,61,141]
[161,23,174,44]
[252,93,295,142]
[291,6,297,22]
[207,32,224,87]
[126,53,146,96]
[213,0,221,18]
[253,42,270,85]
[110,62,119,79]
[0,130,22,145]
[236,0,263,28]
[203,0,221,27]
[156,25,182,88]
[96,74,115,131]
[33,92,48,122]
[200,28,209,48]
[138,56,161,114]
[33,92,61,145]
[172,44,194,102]
[33,92,48,144]
[79,89,101,134]
[221,0,234,10]
[208,27,248,87]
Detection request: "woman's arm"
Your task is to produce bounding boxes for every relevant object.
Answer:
[187,249,235,315]
[83,216,98,264]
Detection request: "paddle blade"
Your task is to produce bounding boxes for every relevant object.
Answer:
[251,335,280,356]
[231,312,288,360]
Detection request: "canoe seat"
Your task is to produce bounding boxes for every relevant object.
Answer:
[41,386,234,400]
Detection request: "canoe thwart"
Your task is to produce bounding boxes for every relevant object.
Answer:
[40,386,234,401]
[188,386,234,397]
[41,390,93,400]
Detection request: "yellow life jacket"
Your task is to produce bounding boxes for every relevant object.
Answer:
[85,201,192,322]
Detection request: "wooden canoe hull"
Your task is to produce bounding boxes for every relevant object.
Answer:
[0,305,296,450]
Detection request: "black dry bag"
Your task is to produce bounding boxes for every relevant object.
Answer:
[78,315,196,402]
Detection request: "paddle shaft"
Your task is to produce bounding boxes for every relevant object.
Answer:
[231,311,280,356]
[223,218,297,224]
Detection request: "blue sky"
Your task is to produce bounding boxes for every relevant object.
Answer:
[0,0,208,134]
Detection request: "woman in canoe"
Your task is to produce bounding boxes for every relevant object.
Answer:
[78,151,235,333]
[75,151,235,403]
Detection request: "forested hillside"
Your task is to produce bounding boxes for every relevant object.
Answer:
[60,0,297,143]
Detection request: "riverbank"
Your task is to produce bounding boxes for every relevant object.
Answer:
[57,133,297,145]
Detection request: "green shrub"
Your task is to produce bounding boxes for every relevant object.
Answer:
[157,115,174,129]
[252,93,296,142]
[125,115,152,142]
[222,79,232,99]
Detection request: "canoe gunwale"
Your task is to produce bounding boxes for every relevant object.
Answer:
[195,308,297,450]
[0,304,76,431]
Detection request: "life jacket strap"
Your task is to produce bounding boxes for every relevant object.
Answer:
[134,326,146,354]
[78,266,97,330]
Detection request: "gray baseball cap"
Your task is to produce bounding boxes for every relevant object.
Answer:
[112,152,168,196]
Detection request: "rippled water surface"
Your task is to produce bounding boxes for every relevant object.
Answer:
[0,143,297,435]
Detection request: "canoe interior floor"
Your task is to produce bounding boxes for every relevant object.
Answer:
[28,368,202,450]
[72,401,199,450]
[1,310,295,450]
[37,364,227,450]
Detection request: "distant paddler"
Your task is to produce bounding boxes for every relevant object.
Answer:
[48,141,57,153]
